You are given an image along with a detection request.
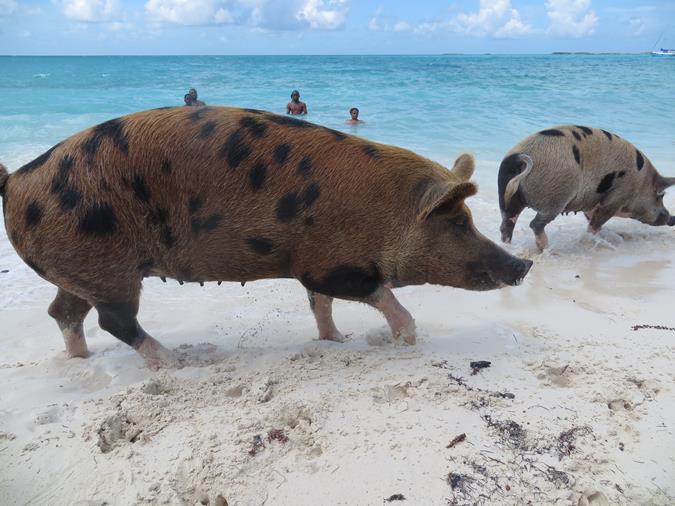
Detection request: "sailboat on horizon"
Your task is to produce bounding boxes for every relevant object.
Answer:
[651,30,674,56]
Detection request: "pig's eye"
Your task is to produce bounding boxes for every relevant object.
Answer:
[449,214,469,231]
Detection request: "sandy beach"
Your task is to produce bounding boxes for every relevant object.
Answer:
[1,181,674,505]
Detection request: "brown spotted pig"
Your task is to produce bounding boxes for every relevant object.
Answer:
[0,106,532,368]
[499,125,675,250]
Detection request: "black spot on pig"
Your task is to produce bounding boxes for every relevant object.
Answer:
[25,258,46,277]
[96,302,144,347]
[51,155,81,211]
[276,193,300,223]
[597,172,617,194]
[362,145,379,158]
[601,130,613,141]
[328,129,346,141]
[189,108,209,122]
[302,183,320,208]
[191,213,223,234]
[301,263,381,298]
[131,176,151,203]
[572,131,581,141]
[304,216,315,226]
[274,143,291,164]
[297,156,313,179]
[240,116,268,138]
[266,115,315,129]
[618,170,626,178]
[57,187,82,212]
[247,237,274,255]
[199,121,217,139]
[539,129,565,137]
[16,143,62,175]
[150,206,169,226]
[79,203,117,236]
[576,125,593,136]
[572,145,581,164]
[82,118,128,159]
[636,149,644,171]
[138,259,154,275]
[161,159,172,175]
[25,202,43,228]
[188,194,204,214]
[161,226,175,248]
[221,130,251,168]
[250,162,267,191]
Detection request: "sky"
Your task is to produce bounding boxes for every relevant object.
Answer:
[0,1,673,55]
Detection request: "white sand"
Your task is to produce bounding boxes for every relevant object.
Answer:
[1,182,674,506]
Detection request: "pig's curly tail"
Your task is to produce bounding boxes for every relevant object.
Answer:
[503,154,533,209]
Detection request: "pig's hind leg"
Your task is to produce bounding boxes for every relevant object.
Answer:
[48,288,92,358]
[500,189,526,244]
[366,287,416,345]
[307,290,346,342]
[530,211,561,250]
[95,292,175,370]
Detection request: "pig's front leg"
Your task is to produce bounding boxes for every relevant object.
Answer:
[307,290,346,342]
[587,203,621,233]
[366,287,416,345]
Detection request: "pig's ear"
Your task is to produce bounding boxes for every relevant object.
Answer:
[418,181,478,220]
[450,153,475,182]
[655,175,675,192]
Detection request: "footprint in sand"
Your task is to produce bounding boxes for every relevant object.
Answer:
[578,490,609,506]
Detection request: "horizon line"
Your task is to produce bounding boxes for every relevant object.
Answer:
[0,52,649,57]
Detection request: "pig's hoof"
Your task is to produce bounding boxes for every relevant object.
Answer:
[66,349,90,359]
[144,352,178,370]
[64,332,89,358]
[535,233,549,250]
[137,337,177,370]
[397,320,417,345]
[319,332,347,343]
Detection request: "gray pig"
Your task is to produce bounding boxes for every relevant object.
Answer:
[498,125,675,250]
[0,106,532,368]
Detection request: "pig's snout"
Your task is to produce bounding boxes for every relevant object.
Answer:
[653,212,673,226]
[504,257,533,286]
[467,252,532,291]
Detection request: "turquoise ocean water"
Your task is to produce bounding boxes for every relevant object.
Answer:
[1,55,674,189]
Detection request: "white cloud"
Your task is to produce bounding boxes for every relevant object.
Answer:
[368,6,381,31]
[546,0,598,37]
[628,16,644,35]
[453,0,531,38]
[61,0,121,22]
[368,6,411,33]
[296,0,346,30]
[0,0,18,17]
[392,21,410,32]
[145,0,234,26]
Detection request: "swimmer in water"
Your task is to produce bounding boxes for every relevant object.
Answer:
[345,107,363,125]
[286,90,308,115]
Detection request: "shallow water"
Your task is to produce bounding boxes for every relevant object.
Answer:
[1,54,674,188]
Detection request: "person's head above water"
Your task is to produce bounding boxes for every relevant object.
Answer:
[184,93,193,106]
[290,90,300,102]
[350,107,359,120]
[189,88,198,100]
